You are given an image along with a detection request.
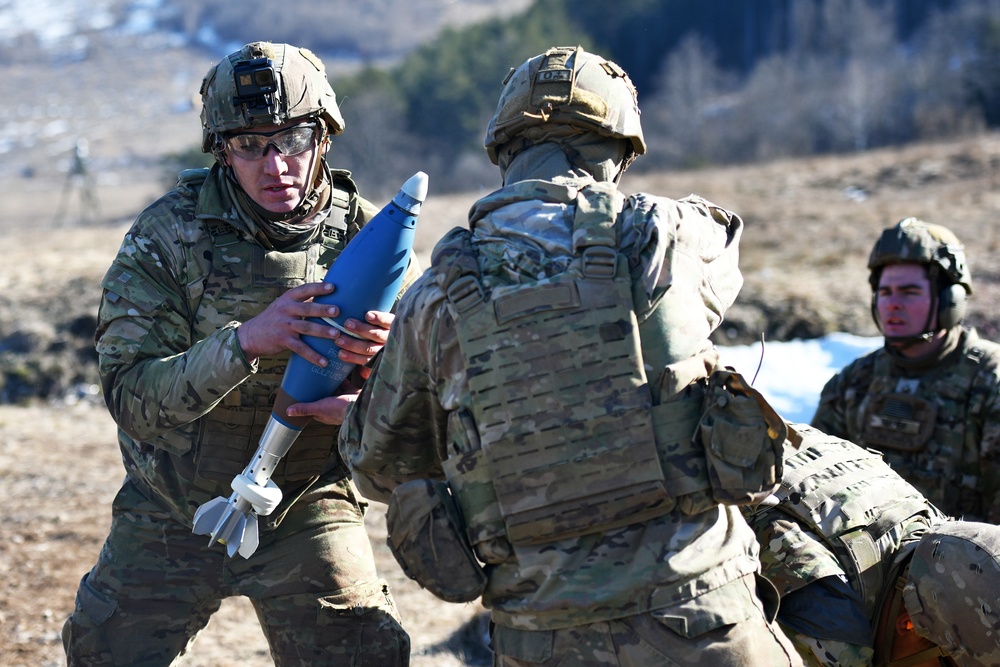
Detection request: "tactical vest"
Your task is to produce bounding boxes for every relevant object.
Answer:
[173,168,359,488]
[432,182,782,556]
[857,342,987,514]
[758,424,941,619]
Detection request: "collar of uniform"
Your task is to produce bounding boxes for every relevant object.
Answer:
[467,178,593,230]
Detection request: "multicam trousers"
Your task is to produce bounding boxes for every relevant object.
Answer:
[62,477,409,666]
[490,574,804,667]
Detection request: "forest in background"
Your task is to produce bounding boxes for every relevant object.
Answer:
[5,0,1000,198]
[321,0,1000,197]
[158,0,1000,197]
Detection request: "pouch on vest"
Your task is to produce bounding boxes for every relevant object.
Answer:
[385,478,487,603]
[861,393,937,452]
[698,368,785,505]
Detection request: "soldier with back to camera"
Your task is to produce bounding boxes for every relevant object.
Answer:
[340,45,804,666]
[812,218,1000,522]
[61,41,415,666]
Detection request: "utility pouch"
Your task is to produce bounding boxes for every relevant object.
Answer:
[698,369,786,505]
[385,479,487,603]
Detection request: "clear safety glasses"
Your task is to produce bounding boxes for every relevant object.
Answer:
[225,123,318,160]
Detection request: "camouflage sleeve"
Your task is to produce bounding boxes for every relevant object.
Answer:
[810,371,849,437]
[621,193,744,375]
[972,347,1000,522]
[339,271,449,504]
[97,206,253,444]
[745,511,845,596]
[354,194,380,226]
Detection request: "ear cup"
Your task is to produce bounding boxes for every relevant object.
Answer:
[938,283,968,329]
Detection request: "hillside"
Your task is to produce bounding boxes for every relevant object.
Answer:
[5,131,1000,403]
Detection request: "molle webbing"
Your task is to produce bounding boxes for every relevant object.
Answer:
[198,398,340,484]
[775,433,932,613]
[446,183,672,545]
[191,176,357,487]
[864,345,984,453]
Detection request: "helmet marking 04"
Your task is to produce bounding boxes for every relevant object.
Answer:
[484,46,646,166]
[868,217,972,332]
[200,42,345,156]
[903,520,1000,665]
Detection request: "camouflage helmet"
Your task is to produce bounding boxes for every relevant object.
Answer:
[868,217,972,332]
[199,41,345,155]
[868,218,971,293]
[902,521,1000,666]
[484,46,646,166]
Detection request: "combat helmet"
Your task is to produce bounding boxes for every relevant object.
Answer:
[199,41,345,156]
[902,521,1000,666]
[484,46,646,168]
[867,217,972,335]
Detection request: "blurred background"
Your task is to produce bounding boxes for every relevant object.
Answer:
[4,0,999,201]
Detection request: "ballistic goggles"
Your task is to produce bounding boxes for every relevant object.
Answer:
[225,122,318,160]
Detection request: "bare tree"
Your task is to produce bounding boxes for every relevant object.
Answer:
[644,34,735,168]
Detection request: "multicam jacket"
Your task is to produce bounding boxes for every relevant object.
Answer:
[340,177,764,631]
[812,328,1000,522]
[96,164,382,527]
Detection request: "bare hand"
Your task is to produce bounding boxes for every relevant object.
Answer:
[236,282,344,368]
[281,312,392,424]
[334,310,395,366]
[285,374,367,425]
[286,393,357,426]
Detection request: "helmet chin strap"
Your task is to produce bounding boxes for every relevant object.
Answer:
[295,122,330,216]
[883,330,938,351]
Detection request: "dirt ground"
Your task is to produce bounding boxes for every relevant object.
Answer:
[3,132,1000,665]
[0,400,489,667]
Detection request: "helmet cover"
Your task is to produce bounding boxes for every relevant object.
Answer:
[903,521,1000,665]
[484,46,646,165]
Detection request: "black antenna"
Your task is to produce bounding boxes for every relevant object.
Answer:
[752,332,765,385]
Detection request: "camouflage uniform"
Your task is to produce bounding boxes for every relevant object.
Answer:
[341,172,803,665]
[61,163,410,664]
[812,218,1000,523]
[746,424,947,667]
[812,327,1000,522]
